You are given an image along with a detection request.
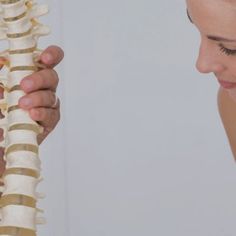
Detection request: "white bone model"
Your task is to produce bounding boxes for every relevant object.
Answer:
[0,0,50,235]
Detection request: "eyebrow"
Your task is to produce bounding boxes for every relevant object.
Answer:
[186,9,236,43]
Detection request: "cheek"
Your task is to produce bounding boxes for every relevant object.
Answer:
[231,67,236,78]
[228,88,236,103]
[223,61,236,81]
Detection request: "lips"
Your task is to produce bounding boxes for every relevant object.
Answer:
[217,80,236,89]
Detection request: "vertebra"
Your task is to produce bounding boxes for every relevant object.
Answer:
[0,0,50,235]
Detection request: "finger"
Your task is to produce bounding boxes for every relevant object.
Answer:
[29,105,60,145]
[0,110,5,119]
[20,68,59,93]
[18,90,57,110]
[0,129,3,142]
[0,147,6,178]
[0,86,4,99]
[40,45,64,68]
[29,107,60,131]
[0,57,8,70]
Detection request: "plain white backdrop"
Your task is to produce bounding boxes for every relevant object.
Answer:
[36,0,236,235]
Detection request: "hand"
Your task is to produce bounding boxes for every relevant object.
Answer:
[0,45,64,179]
[18,45,64,144]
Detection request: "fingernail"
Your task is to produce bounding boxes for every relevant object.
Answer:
[42,53,53,63]
[22,79,34,90]
[20,98,32,107]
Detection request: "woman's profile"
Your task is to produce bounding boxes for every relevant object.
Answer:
[186,0,236,160]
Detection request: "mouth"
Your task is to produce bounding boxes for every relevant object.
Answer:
[217,79,236,89]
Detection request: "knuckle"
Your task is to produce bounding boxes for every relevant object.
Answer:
[50,45,64,56]
[37,93,45,105]
[52,111,60,129]
[44,45,64,65]
[40,108,47,120]
[51,69,59,84]
[30,92,43,105]
[42,68,59,87]
[57,47,64,60]
[56,109,60,123]
[34,71,44,87]
[50,91,56,104]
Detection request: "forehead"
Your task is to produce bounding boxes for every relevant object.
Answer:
[186,0,236,38]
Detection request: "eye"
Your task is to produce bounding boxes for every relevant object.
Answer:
[219,43,236,56]
[186,9,193,24]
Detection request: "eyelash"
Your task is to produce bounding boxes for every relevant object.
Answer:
[219,44,236,56]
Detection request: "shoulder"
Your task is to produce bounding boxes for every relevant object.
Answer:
[217,87,236,160]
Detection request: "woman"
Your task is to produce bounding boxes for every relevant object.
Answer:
[186,0,236,160]
[0,45,64,173]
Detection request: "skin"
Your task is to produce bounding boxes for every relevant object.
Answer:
[0,45,64,175]
[186,0,236,160]
[19,45,64,144]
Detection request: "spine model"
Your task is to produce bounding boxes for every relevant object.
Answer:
[0,0,50,235]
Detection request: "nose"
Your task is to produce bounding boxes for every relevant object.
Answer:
[195,38,226,74]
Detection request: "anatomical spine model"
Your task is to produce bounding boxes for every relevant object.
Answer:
[0,0,50,235]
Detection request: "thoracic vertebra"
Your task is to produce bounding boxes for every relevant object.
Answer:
[0,0,50,235]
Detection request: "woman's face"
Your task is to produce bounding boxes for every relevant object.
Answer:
[186,0,236,94]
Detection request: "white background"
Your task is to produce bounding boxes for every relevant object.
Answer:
[37,0,236,235]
